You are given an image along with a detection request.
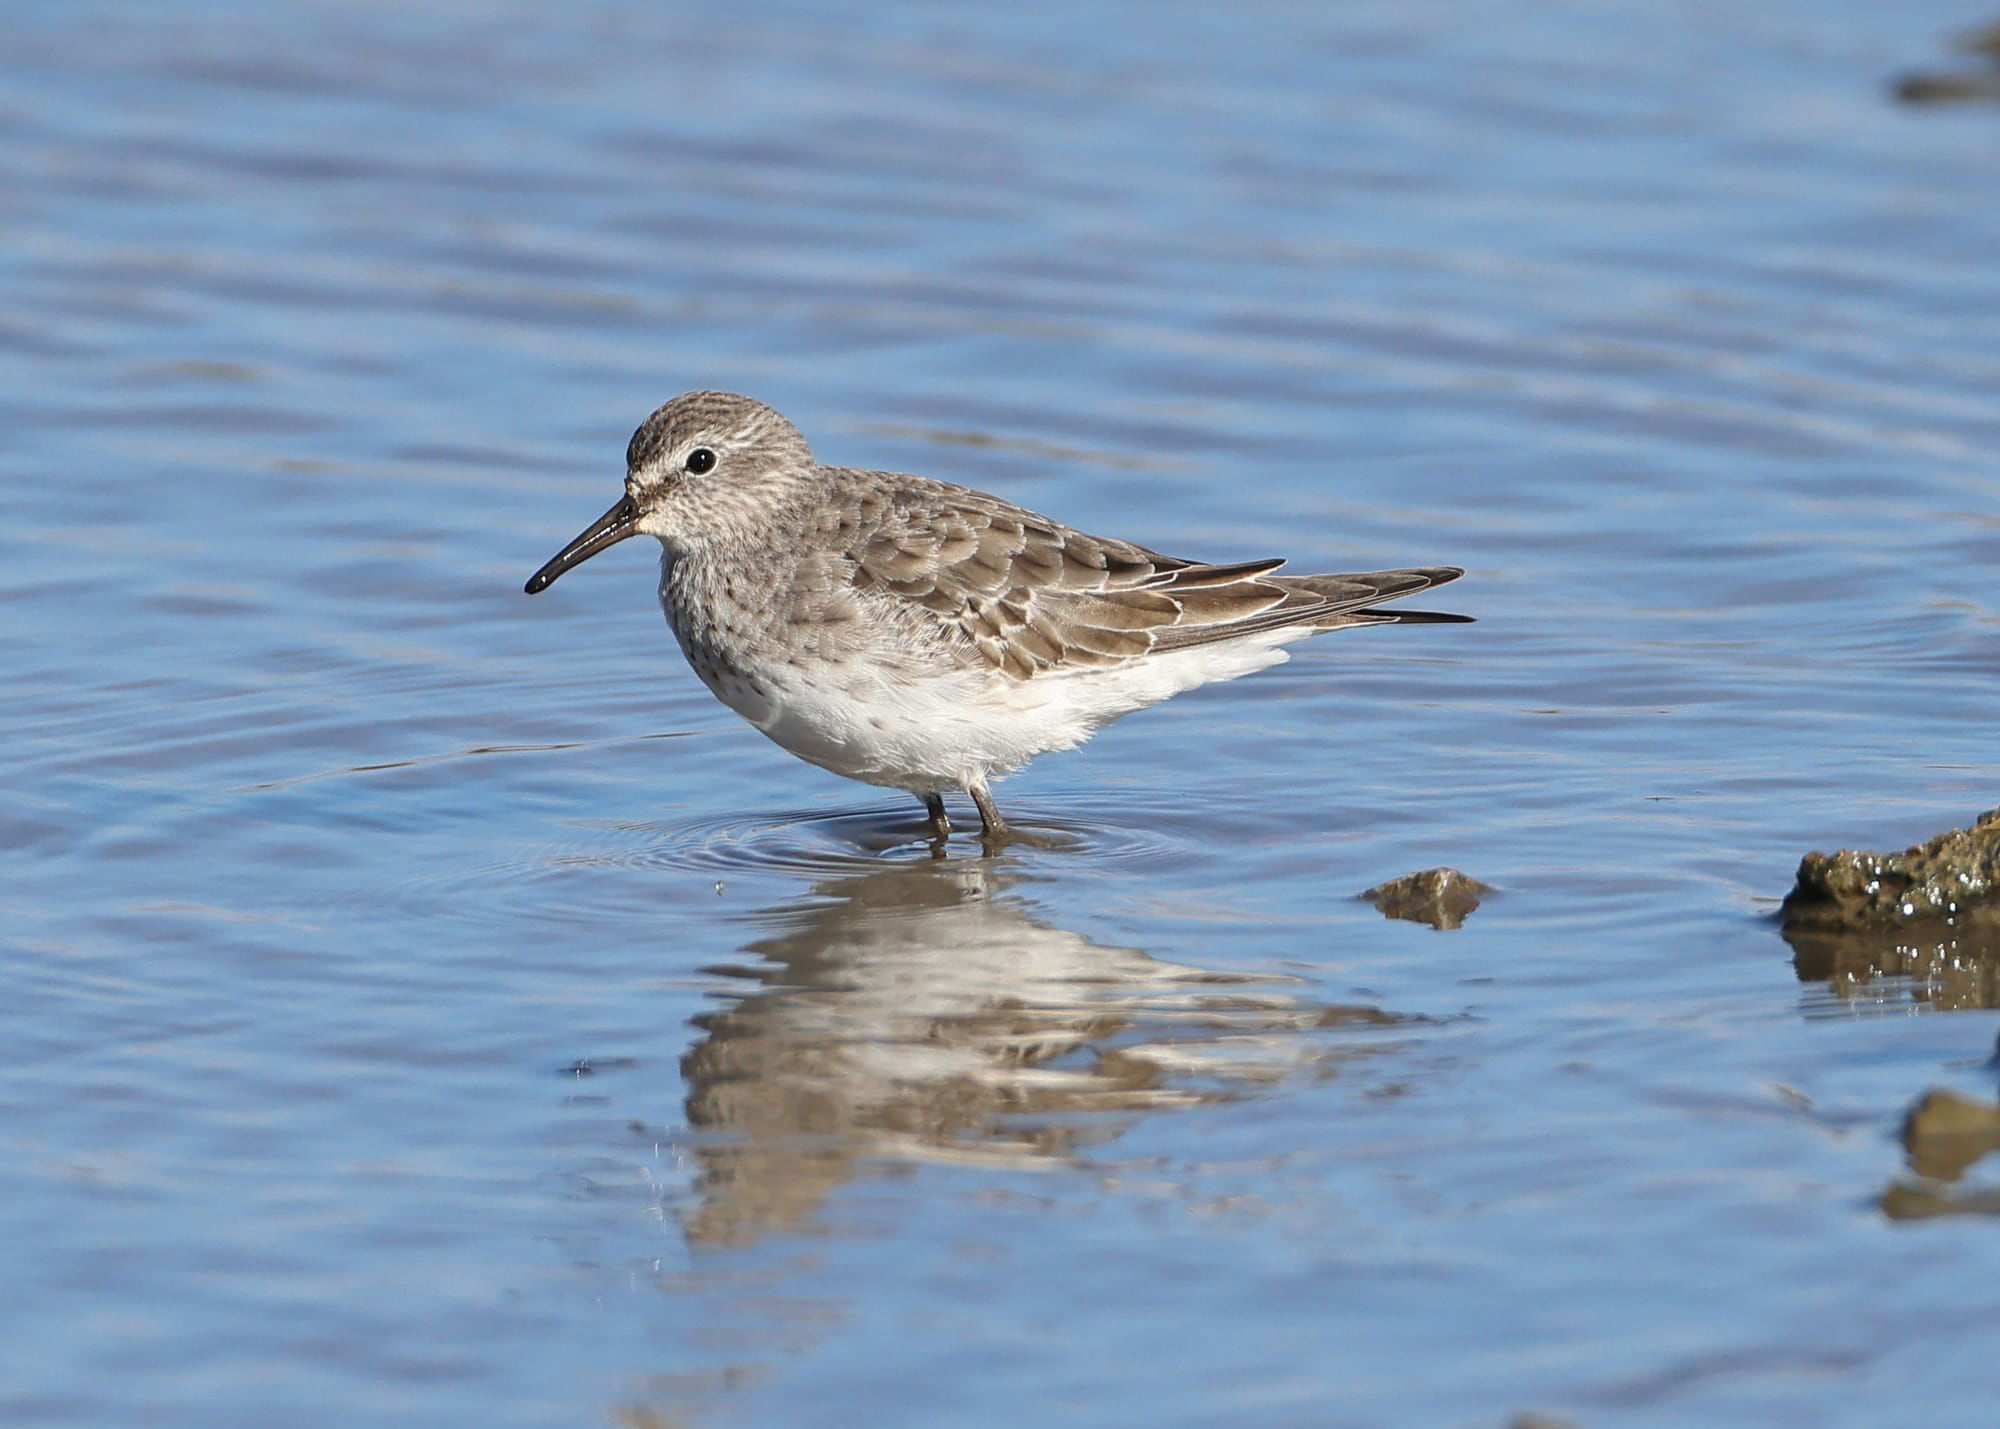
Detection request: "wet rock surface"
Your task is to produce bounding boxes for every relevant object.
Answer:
[1901,1088,2000,1182]
[1881,1086,2000,1221]
[1893,18,2000,105]
[1781,808,2000,932]
[1784,811,2000,1011]
[1362,868,1494,931]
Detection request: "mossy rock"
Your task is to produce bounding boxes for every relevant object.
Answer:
[1782,808,2000,931]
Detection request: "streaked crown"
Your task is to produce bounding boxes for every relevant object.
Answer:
[626,391,814,482]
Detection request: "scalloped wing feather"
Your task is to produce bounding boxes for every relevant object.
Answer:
[836,469,1461,681]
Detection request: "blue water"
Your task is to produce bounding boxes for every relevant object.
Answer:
[8,1,2000,1424]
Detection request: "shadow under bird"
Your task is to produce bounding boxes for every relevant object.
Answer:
[525,392,1468,843]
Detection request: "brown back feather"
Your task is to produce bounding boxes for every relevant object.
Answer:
[835,468,1463,680]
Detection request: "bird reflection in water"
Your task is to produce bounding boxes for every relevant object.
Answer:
[674,856,1411,1246]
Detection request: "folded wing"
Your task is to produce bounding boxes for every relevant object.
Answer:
[839,473,1464,681]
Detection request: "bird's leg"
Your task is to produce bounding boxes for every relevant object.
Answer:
[969,785,1009,842]
[921,792,952,840]
[969,784,1071,852]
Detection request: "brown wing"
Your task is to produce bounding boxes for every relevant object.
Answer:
[833,469,1462,681]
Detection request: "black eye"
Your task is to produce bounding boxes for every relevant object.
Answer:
[684,448,717,475]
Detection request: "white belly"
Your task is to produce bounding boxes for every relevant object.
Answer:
[680,621,1308,795]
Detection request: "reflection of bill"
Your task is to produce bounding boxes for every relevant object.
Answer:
[678,860,1406,1245]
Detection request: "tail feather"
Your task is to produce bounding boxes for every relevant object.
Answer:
[1148,565,1469,652]
[1286,565,1469,630]
[1280,565,1463,610]
[1367,608,1475,625]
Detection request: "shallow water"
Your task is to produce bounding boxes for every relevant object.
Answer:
[8,1,2000,1424]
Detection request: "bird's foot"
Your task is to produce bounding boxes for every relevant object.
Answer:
[968,787,1071,853]
[977,823,1072,855]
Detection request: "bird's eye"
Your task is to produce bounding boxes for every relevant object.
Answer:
[684,448,717,475]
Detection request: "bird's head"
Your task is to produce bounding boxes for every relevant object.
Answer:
[525,391,816,593]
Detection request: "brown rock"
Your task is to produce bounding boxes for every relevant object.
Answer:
[1892,70,2000,105]
[1780,808,2000,931]
[1902,1087,2000,1182]
[1362,867,1493,931]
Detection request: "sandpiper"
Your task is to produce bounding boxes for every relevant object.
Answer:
[526,392,1467,843]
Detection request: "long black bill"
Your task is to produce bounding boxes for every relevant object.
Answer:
[524,495,640,594]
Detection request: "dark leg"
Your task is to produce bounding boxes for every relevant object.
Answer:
[968,785,1071,852]
[921,792,952,839]
[969,785,1008,839]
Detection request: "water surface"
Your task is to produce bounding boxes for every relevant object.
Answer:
[7,1,2000,1424]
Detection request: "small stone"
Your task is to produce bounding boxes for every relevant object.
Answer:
[1892,70,2000,105]
[1902,1088,2000,1182]
[1362,867,1493,931]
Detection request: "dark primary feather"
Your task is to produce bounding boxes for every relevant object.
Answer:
[827,469,1466,681]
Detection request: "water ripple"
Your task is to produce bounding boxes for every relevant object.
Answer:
[635,797,1193,876]
[372,796,1198,932]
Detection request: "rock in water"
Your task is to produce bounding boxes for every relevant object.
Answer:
[1781,808,2000,930]
[1362,867,1493,931]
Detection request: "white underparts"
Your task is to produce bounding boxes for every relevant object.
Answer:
[680,614,1309,795]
